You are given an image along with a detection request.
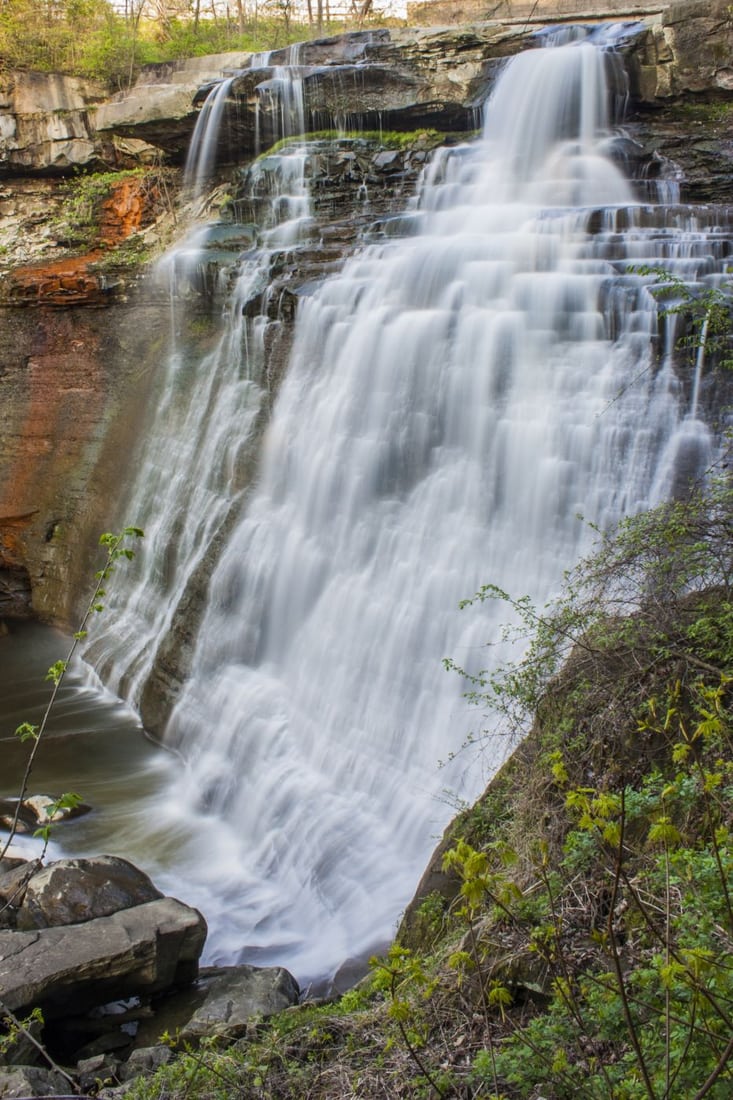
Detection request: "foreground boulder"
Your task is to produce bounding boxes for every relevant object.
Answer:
[16,855,163,931]
[0,895,207,1019]
[0,854,301,1085]
[0,1064,71,1097]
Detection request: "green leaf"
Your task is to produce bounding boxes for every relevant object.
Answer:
[14,722,38,742]
[45,660,67,686]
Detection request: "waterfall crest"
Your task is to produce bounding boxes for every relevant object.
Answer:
[86,32,729,985]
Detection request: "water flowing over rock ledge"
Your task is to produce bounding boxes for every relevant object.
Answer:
[0,4,732,179]
[1,4,733,630]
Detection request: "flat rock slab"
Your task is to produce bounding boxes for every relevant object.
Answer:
[0,897,206,1019]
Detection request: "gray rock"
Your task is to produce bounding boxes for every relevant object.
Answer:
[93,84,200,157]
[135,964,299,1046]
[0,860,38,929]
[0,897,206,1019]
[75,1053,120,1093]
[17,856,163,930]
[0,71,107,175]
[118,1045,172,1082]
[0,1064,70,1097]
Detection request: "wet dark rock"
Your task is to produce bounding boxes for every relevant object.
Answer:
[0,563,31,618]
[626,107,733,205]
[0,796,91,838]
[135,964,300,1046]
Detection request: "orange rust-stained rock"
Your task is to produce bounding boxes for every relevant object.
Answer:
[5,175,160,306]
[7,254,108,306]
[0,297,170,623]
[99,175,159,247]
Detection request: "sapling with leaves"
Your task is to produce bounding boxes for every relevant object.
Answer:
[631,265,733,373]
[0,525,144,860]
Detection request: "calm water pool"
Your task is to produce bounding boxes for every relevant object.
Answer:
[0,620,180,869]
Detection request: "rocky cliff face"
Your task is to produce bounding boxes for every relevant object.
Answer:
[1,3,732,632]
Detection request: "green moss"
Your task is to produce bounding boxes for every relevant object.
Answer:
[672,98,733,125]
[257,129,473,159]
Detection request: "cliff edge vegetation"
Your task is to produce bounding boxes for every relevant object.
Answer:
[112,463,733,1099]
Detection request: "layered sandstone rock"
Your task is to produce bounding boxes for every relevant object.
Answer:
[0,70,108,175]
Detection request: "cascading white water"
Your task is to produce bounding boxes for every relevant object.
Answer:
[84,148,314,708]
[85,33,731,986]
[184,76,237,198]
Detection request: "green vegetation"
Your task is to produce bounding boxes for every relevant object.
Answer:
[54,169,142,248]
[50,166,176,263]
[0,0,392,92]
[259,129,462,157]
[630,266,733,372]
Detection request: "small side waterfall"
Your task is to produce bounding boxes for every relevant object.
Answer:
[85,143,314,709]
[184,76,237,198]
[86,33,730,985]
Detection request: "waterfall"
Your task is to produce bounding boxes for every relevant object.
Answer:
[86,33,729,986]
[184,76,237,198]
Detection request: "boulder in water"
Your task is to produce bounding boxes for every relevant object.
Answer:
[0,794,91,835]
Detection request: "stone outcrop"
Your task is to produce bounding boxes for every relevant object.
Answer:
[0,9,731,182]
[632,0,733,100]
[407,0,672,23]
[0,71,108,176]
[623,0,733,202]
[0,896,206,1018]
